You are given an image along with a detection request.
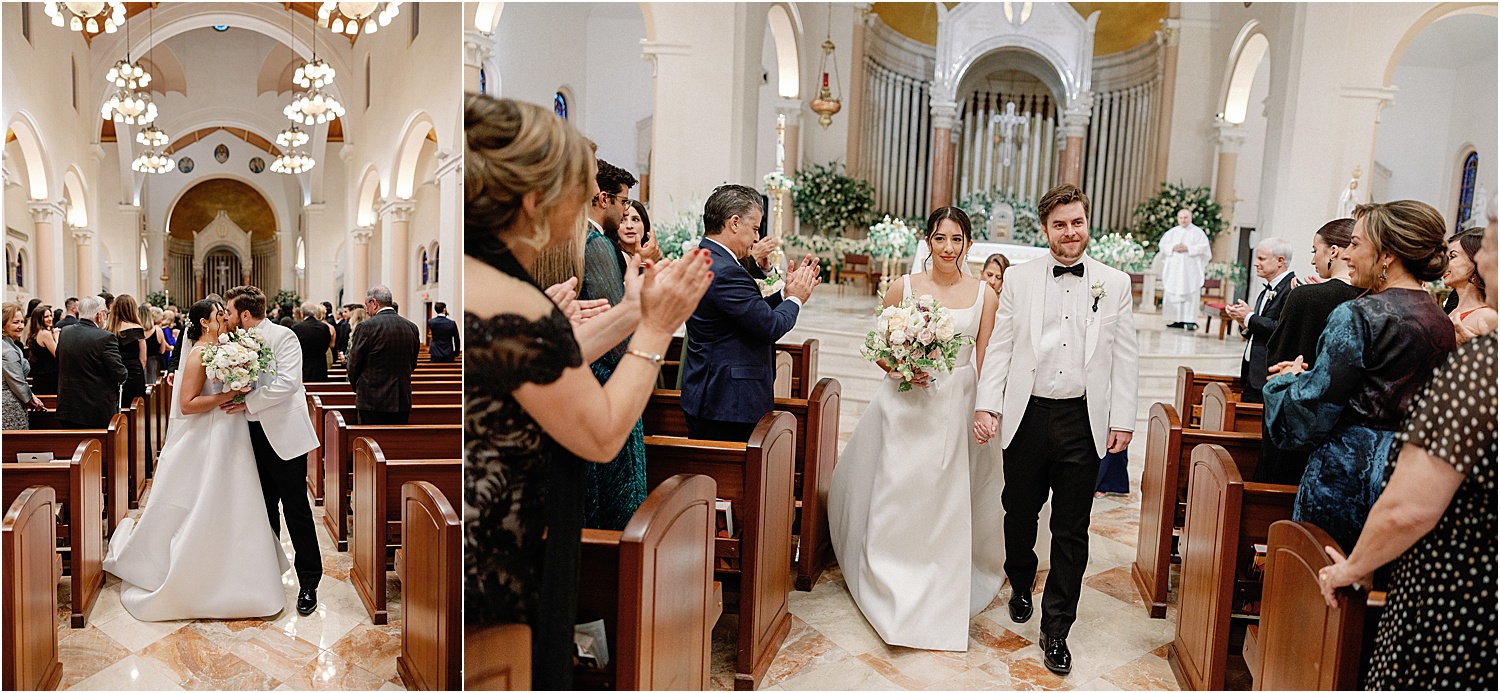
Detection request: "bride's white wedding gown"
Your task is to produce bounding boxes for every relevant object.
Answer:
[828,275,1050,651]
[103,344,289,621]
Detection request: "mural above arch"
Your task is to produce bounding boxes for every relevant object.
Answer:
[168,178,276,240]
[873,2,1165,55]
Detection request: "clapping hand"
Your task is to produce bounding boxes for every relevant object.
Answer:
[638,250,715,333]
[1223,300,1251,323]
[640,233,662,263]
[749,235,779,270]
[545,277,610,328]
[1267,355,1307,379]
[784,255,821,303]
[1454,316,1480,345]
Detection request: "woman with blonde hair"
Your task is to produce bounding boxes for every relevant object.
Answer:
[344,306,367,356]
[108,294,149,406]
[3,302,45,429]
[463,93,713,688]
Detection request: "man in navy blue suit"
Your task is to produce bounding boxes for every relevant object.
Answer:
[680,184,820,441]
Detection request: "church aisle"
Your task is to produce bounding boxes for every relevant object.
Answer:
[704,284,1244,690]
[53,486,406,691]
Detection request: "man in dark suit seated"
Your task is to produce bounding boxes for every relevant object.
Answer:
[680,184,820,441]
[56,297,80,329]
[346,285,421,425]
[55,295,128,429]
[290,302,333,383]
[1223,237,1297,403]
[426,302,459,363]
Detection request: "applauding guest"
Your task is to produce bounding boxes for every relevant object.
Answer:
[346,286,420,424]
[3,303,46,429]
[1223,238,1297,403]
[55,295,128,428]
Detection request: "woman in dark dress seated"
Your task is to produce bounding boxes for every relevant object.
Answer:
[1263,201,1456,551]
[462,93,713,690]
[109,294,148,407]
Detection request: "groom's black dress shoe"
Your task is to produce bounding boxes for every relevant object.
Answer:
[1040,633,1072,676]
[296,588,317,616]
[1008,593,1033,623]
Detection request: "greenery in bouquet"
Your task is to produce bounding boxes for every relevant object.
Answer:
[867,216,918,260]
[144,291,170,309]
[958,191,1044,245]
[763,171,798,194]
[272,289,301,308]
[1130,182,1225,250]
[861,296,972,393]
[1205,261,1248,286]
[792,161,876,235]
[649,197,706,260]
[201,327,275,404]
[1089,231,1147,272]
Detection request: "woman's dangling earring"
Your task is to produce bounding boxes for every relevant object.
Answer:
[1379,263,1389,285]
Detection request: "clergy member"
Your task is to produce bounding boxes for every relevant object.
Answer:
[1160,209,1212,330]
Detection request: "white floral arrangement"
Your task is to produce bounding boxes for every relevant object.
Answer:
[783,233,867,257]
[650,197,706,260]
[1089,232,1147,271]
[959,191,1045,245]
[861,296,971,392]
[763,171,798,194]
[867,216,918,260]
[201,327,274,404]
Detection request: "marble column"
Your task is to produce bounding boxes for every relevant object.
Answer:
[71,230,95,297]
[28,201,64,302]
[192,258,205,299]
[1153,20,1181,186]
[1059,96,1094,187]
[1212,119,1248,261]
[379,199,416,319]
[775,100,802,237]
[844,4,874,175]
[928,100,959,209]
[350,227,374,302]
[436,152,462,313]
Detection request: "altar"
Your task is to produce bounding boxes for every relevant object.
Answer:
[910,240,1051,276]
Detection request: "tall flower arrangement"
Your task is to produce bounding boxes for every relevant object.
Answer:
[1089,232,1147,272]
[651,198,706,260]
[867,216,917,260]
[1130,183,1225,250]
[792,161,876,236]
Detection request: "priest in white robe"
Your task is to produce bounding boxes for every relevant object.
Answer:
[1159,209,1212,329]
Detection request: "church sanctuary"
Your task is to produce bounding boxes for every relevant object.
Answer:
[465,1,1495,691]
[4,3,461,691]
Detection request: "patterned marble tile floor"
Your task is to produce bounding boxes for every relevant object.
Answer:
[56,487,406,691]
[705,284,1247,690]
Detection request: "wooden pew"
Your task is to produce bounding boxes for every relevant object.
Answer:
[773,352,792,399]
[643,379,841,592]
[396,481,462,691]
[1199,382,1263,434]
[1167,445,1297,691]
[349,437,460,624]
[323,414,461,551]
[306,397,461,502]
[3,486,64,691]
[662,338,818,400]
[305,380,462,394]
[1133,403,1262,618]
[464,624,530,690]
[574,474,718,691]
[643,411,796,690]
[1,440,104,629]
[1244,521,1384,691]
[1176,366,1242,428]
[125,397,148,509]
[5,416,129,533]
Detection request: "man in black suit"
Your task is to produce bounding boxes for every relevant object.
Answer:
[346,285,420,425]
[290,302,332,383]
[426,302,459,362]
[56,297,81,329]
[55,295,128,428]
[1224,237,1296,403]
[680,184,820,441]
[335,304,357,365]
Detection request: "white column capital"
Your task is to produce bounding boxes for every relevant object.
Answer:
[1061,94,1094,138]
[378,198,417,223]
[28,200,66,224]
[639,40,691,77]
[1157,19,1181,47]
[930,100,960,130]
[351,227,374,244]
[71,229,95,245]
[775,99,804,126]
[1214,117,1248,154]
[464,30,496,67]
[191,258,204,274]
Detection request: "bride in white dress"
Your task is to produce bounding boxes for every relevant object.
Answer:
[103,299,289,621]
[828,207,1049,651]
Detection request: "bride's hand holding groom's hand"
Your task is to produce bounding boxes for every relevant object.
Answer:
[974,411,998,445]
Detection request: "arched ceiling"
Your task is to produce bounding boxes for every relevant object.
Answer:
[872,2,1167,55]
[163,127,282,157]
[168,178,276,240]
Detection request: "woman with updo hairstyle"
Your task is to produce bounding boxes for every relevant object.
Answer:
[462,93,713,689]
[1263,200,1456,550]
[1444,226,1496,341]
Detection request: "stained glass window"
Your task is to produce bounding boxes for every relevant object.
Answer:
[554,92,567,120]
[1457,152,1479,231]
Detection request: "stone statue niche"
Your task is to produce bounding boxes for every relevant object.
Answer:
[989,201,1015,241]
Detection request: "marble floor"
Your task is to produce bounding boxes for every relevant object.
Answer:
[56,490,406,691]
[705,284,1246,691]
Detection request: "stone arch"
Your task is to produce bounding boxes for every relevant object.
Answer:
[6,112,51,200]
[1384,2,1498,87]
[355,165,381,227]
[392,111,437,199]
[935,2,1098,108]
[473,2,503,33]
[1219,21,1270,125]
[430,241,441,283]
[164,173,283,238]
[766,3,802,99]
[63,166,89,229]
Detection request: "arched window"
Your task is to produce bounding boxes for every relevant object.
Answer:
[554,91,568,120]
[15,250,25,289]
[479,67,488,95]
[432,244,440,282]
[420,248,429,285]
[1457,151,1479,231]
[5,245,14,286]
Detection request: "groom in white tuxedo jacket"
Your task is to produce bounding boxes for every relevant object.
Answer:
[974,184,1139,676]
[220,286,323,615]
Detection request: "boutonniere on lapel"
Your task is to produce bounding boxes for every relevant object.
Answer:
[1090,281,1106,312]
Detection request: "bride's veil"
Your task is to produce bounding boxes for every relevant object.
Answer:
[167,338,194,422]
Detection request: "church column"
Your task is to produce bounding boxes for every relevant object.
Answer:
[28,201,65,302]
[1212,118,1247,260]
[72,230,95,298]
[464,30,496,94]
[192,258,205,299]
[845,4,873,175]
[350,227,373,302]
[928,100,958,209]
[1153,19,1181,186]
[1059,95,1094,187]
[379,199,416,319]
[775,100,802,236]
[436,152,462,312]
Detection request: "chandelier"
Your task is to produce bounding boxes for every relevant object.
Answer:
[276,125,310,148]
[270,150,316,174]
[43,2,126,35]
[131,149,173,174]
[103,88,157,125]
[106,58,151,89]
[294,58,335,89]
[285,88,345,125]
[135,124,169,148]
[318,2,401,36]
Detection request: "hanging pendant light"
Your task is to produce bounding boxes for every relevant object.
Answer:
[103,88,157,125]
[294,58,336,89]
[43,2,126,36]
[270,149,316,174]
[808,4,843,130]
[132,148,173,174]
[276,125,310,149]
[135,123,169,148]
[285,87,346,125]
[317,2,401,38]
[106,58,151,89]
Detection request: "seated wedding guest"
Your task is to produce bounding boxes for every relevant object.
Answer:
[3,302,45,430]
[1224,237,1297,403]
[57,297,80,329]
[617,199,661,263]
[346,286,420,424]
[1445,226,1497,342]
[426,302,459,363]
[680,184,821,441]
[462,93,713,689]
[56,295,127,429]
[141,303,164,385]
[1319,205,1497,690]
[1263,201,1455,551]
[980,253,1010,296]
[1256,218,1363,484]
[291,301,332,383]
[108,294,148,407]
[24,303,59,395]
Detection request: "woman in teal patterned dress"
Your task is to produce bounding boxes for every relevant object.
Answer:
[579,159,649,530]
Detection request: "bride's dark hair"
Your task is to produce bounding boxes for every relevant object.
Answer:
[922,206,973,272]
[185,299,222,342]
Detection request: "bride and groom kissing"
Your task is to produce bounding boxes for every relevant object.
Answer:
[102,285,325,622]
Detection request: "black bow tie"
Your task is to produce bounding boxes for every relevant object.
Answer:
[1053,263,1084,278]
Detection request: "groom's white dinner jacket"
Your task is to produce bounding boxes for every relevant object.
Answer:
[976,254,1139,458]
[243,319,320,460]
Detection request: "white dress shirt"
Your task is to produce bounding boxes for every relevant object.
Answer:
[705,236,801,307]
[1034,257,1088,399]
[1243,269,1293,361]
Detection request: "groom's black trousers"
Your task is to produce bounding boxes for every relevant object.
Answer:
[1002,396,1099,639]
[249,421,323,590]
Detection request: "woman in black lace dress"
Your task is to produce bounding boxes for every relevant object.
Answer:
[463,93,713,689]
[108,294,148,406]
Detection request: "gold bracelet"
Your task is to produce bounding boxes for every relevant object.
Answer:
[626,349,664,367]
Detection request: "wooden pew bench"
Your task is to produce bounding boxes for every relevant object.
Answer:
[574,474,718,691]
[306,396,461,502]
[1167,444,1296,691]
[1198,382,1263,434]
[3,486,65,692]
[1176,366,1243,428]
[323,414,461,551]
[2,440,104,629]
[305,380,462,395]
[396,481,462,691]
[5,416,129,533]
[662,338,818,400]
[464,624,530,690]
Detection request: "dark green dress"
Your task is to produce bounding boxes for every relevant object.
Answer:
[579,228,649,530]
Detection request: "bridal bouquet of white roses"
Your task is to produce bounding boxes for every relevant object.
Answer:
[201,327,275,404]
[861,296,970,392]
